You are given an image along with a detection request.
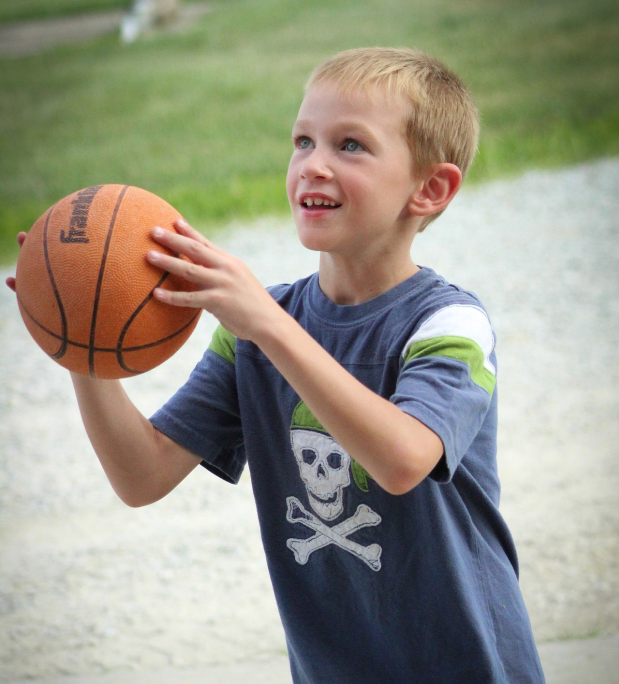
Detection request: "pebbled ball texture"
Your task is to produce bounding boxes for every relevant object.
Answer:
[15,184,201,379]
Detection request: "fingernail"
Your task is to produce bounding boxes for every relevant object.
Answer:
[148,250,160,261]
[177,218,188,228]
[153,227,164,237]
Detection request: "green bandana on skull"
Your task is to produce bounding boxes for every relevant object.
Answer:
[290,401,372,493]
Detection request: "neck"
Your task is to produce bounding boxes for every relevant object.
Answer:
[318,251,419,305]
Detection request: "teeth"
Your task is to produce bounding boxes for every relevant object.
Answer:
[303,197,338,207]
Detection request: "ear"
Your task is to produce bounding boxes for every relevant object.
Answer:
[408,163,462,217]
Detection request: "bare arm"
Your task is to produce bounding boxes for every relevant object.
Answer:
[251,312,443,495]
[149,220,443,495]
[71,373,201,507]
[7,231,200,507]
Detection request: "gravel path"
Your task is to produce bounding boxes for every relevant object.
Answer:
[0,3,212,58]
[1,158,618,680]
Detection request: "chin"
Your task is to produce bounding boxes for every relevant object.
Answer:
[295,225,333,253]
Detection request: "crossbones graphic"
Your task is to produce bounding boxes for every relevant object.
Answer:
[286,496,382,571]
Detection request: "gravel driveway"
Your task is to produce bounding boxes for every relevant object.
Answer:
[0,3,212,57]
[1,158,618,680]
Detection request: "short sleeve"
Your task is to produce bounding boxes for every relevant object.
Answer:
[150,325,246,484]
[390,304,496,482]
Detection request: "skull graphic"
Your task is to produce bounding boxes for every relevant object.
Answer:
[291,429,351,521]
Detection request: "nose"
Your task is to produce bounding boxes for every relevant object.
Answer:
[299,146,334,182]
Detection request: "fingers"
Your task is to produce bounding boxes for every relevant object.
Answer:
[146,247,212,287]
[147,219,245,313]
[152,286,204,308]
[173,218,205,243]
[148,219,231,288]
[5,233,27,292]
[151,223,223,268]
[173,219,226,255]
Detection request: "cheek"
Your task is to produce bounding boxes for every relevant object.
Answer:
[285,163,297,205]
[343,172,377,204]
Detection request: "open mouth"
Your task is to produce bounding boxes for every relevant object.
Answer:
[309,490,339,505]
[301,197,341,210]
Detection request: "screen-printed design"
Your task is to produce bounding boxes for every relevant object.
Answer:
[286,402,382,571]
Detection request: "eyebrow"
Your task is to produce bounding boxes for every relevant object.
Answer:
[292,119,381,145]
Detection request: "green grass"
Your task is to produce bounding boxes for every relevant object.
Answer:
[1,0,618,263]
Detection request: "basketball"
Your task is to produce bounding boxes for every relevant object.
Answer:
[15,184,202,379]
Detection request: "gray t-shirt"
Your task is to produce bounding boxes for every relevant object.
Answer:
[151,267,544,683]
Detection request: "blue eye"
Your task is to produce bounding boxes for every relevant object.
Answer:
[297,137,312,149]
[344,140,363,152]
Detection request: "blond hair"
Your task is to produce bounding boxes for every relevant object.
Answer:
[306,47,480,229]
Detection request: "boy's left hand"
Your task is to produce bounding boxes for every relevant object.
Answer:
[149,220,443,495]
[147,218,281,341]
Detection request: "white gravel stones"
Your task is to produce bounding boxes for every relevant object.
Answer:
[1,158,618,679]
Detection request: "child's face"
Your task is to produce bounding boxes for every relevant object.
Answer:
[287,82,420,258]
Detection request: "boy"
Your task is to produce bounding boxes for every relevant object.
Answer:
[8,48,544,682]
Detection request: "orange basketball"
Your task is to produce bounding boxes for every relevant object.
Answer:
[15,184,202,379]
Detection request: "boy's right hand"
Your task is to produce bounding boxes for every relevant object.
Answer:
[5,231,27,292]
[5,228,199,506]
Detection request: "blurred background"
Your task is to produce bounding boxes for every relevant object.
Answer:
[0,0,618,265]
[1,1,618,682]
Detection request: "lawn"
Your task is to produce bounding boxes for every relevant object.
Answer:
[1,0,618,262]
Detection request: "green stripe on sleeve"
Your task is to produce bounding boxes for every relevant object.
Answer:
[403,335,496,395]
[208,324,237,364]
